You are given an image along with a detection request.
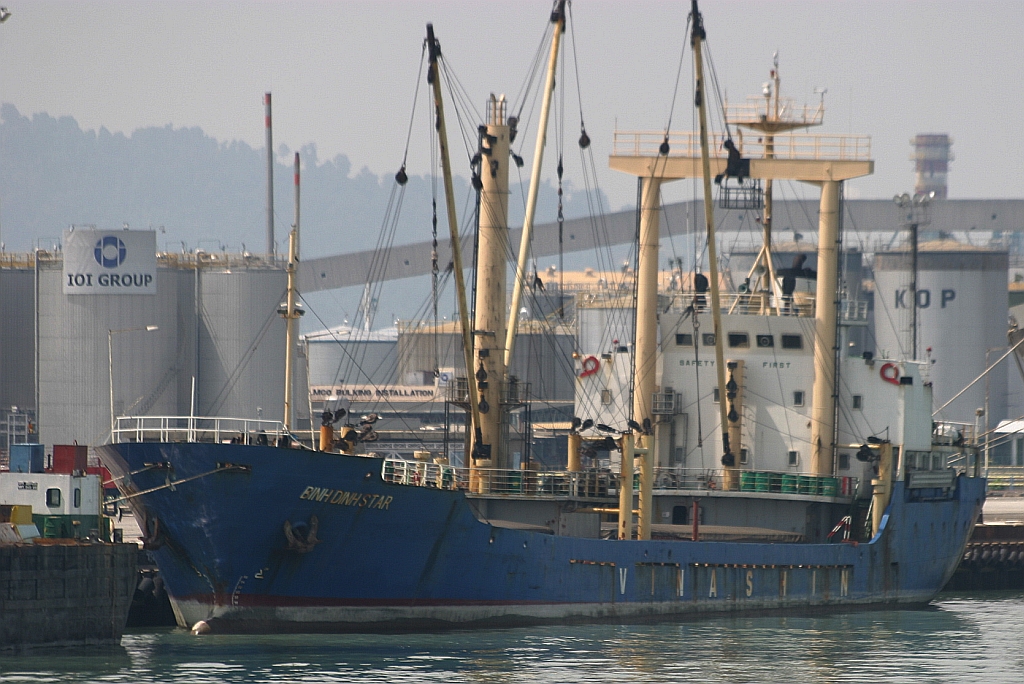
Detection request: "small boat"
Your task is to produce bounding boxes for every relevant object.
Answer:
[1,443,136,650]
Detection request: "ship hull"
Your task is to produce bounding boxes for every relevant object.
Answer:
[99,442,983,633]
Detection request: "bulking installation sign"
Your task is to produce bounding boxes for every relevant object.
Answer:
[63,229,157,295]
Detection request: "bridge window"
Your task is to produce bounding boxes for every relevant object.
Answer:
[852,395,863,409]
[676,333,694,346]
[739,448,748,465]
[793,391,805,407]
[781,334,803,349]
[838,453,850,470]
[702,333,716,346]
[601,389,612,405]
[46,488,61,508]
[728,333,749,348]
[788,450,799,467]
[756,334,774,348]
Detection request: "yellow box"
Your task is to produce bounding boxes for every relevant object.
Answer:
[10,505,33,525]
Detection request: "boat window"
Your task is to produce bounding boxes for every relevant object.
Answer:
[906,450,929,470]
[73,488,81,508]
[702,333,716,346]
[601,389,612,405]
[672,505,689,525]
[852,395,863,409]
[756,334,774,348]
[739,448,748,465]
[675,333,694,346]
[838,453,850,470]
[787,450,799,467]
[713,388,720,403]
[781,334,803,349]
[793,391,805,407]
[728,333,749,348]
[45,488,61,508]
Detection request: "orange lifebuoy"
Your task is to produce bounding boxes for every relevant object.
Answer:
[579,355,600,378]
[880,362,900,385]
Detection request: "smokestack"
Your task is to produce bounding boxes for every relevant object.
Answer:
[265,92,275,255]
[910,133,953,199]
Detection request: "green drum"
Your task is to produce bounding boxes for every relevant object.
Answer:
[754,471,770,492]
[798,475,816,495]
[820,477,838,497]
[740,471,755,491]
[781,474,798,493]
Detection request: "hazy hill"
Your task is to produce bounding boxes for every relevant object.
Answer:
[0,104,606,257]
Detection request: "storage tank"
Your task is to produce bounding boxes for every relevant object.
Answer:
[196,266,286,421]
[873,242,1007,425]
[0,264,36,414]
[36,253,182,446]
[306,326,399,387]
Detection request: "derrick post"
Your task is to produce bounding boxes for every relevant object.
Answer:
[472,95,511,487]
[618,433,635,540]
[871,441,893,537]
[811,180,840,475]
[636,436,653,541]
[632,177,662,437]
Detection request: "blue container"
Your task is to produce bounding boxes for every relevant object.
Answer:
[9,443,44,473]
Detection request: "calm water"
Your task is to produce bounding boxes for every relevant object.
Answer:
[3,592,1023,683]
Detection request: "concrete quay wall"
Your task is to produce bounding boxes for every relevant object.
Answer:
[0,542,137,650]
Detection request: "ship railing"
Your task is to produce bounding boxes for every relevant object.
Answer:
[724,98,825,128]
[612,130,871,161]
[579,289,869,322]
[652,467,857,497]
[932,420,978,448]
[380,458,857,499]
[986,467,1024,491]
[380,458,616,498]
[112,415,291,445]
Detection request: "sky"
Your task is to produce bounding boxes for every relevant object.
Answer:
[3,0,1023,216]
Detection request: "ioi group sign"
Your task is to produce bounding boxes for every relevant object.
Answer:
[62,229,157,295]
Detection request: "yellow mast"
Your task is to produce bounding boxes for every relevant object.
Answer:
[282,152,301,432]
[425,25,484,464]
[691,0,734,474]
[504,0,566,369]
[473,95,510,480]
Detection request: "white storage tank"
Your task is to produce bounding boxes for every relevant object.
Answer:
[873,242,1007,425]
[36,252,181,446]
[196,265,287,421]
[306,326,399,388]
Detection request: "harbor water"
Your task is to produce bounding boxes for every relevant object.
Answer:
[1,592,1022,683]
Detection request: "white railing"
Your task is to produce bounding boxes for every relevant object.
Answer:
[112,415,293,445]
[724,98,825,128]
[381,458,858,499]
[612,130,871,162]
[579,289,869,322]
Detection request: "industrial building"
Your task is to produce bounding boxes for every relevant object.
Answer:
[0,230,299,454]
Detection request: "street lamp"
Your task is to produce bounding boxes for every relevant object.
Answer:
[108,325,158,442]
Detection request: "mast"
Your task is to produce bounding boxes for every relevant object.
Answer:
[282,152,300,431]
[473,95,511,473]
[504,0,566,368]
[691,0,734,472]
[425,24,485,471]
[265,93,275,255]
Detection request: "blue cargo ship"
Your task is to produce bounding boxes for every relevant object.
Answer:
[98,2,986,632]
[96,439,982,632]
